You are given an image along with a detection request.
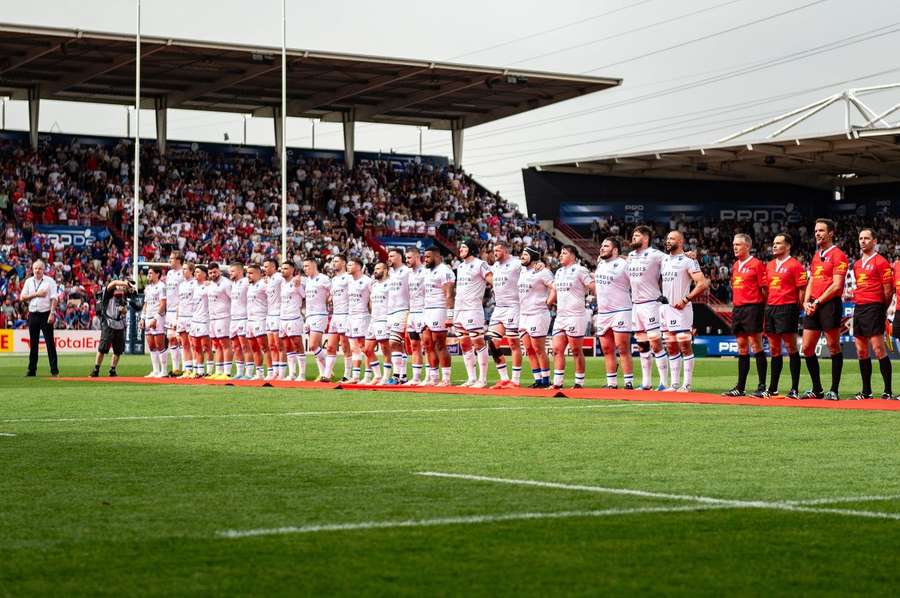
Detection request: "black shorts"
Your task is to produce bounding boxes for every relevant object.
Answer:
[765,304,800,335]
[732,303,764,335]
[99,326,125,355]
[853,303,886,338]
[803,297,842,332]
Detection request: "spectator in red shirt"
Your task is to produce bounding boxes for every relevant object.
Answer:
[764,233,807,398]
[849,228,893,399]
[723,233,768,397]
[801,218,849,400]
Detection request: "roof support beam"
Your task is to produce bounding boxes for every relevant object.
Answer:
[343,109,355,170]
[278,68,430,116]
[343,77,490,122]
[28,85,40,150]
[41,43,168,96]
[0,42,63,76]
[155,96,167,155]
[451,119,463,167]
[167,61,287,108]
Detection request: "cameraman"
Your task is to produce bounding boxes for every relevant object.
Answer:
[90,279,134,377]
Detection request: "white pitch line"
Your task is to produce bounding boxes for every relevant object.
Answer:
[416,472,900,521]
[217,504,722,539]
[0,401,680,424]
[786,495,900,506]
[0,432,16,437]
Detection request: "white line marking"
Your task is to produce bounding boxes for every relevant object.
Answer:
[416,472,900,521]
[0,402,680,424]
[0,432,16,437]
[786,495,900,506]
[217,505,721,538]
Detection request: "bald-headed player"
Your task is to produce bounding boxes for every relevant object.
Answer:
[660,231,708,392]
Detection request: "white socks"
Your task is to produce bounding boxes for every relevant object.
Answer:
[476,346,488,382]
[684,354,695,386]
[462,350,477,382]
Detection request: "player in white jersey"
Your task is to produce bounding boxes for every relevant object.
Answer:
[227,263,253,380]
[486,241,524,388]
[594,236,634,390]
[189,265,213,377]
[452,240,493,388]
[263,258,286,379]
[385,249,411,384]
[303,258,331,381]
[547,245,595,389]
[346,257,374,383]
[245,263,272,381]
[206,263,233,380]
[518,247,554,388]
[164,252,184,375]
[660,231,709,392]
[279,261,305,381]
[325,255,354,382]
[140,266,167,377]
[405,248,428,385]
[176,263,197,378]
[364,262,393,384]
[422,247,455,386]
[627,225,669,390]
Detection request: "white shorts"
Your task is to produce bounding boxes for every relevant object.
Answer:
[519,312,551,338]
[279,317,304,338]
[367,319,390,342]
[266,315,280,333]
[165,311,178,331]
[408,311,426,335]
[144,314,166,335]
[247,318,267,339]
[387,311,409,336]
[632,301,661,333]
[229,318,247,338]
[661,304,694,334]
[553,314,587,338]
[177,316,192,334]
[454,308,486,333]
[328,314,348,335]
[595,309,632,335]
[209,317,230,340]
[190,321,209,338]
[348,314,371,339]
[306,315,329,334]
[423,307,448,333]
[489,306,519,332]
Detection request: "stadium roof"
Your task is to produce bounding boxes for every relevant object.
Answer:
[0,22,621,131]
[529,129,900,190]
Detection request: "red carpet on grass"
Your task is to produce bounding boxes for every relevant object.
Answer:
[58,377,900,411]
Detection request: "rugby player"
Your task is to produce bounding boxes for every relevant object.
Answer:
[849,228,893,399]
[228,263,253,380]
[140,266,167,378]
[547,244,594,389]
[660,231,708,392]
[263,258,285,379]
[365,261,392,385]
[189,265,213,377]
[324,255,354,382]
[303,258,332,381]
[723,234,768,397]
[279,261,306,382]
[176,263,197,378]
[763,234,807,398]
[518,247,553,388]
[386,249,411,384]
[346,257,374,383]
[164,252,184,375]
[423,248,455,386]
[626,225,669,390]
[207,263,232,380]
[405,247,428,385]
[246,264,271,381]
[452,240,492,388]
[801,219,848,400]
[594,236,634,390]
[488,241,523,389]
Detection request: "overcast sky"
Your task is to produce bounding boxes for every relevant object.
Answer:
[3,0,900,209]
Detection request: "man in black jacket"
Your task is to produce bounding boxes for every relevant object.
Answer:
[90,279,133,377]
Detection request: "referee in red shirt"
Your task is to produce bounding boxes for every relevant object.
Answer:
[763,233,807,398]
[801,218,849,400]
[724,233,768,397]
[849,228,893,399]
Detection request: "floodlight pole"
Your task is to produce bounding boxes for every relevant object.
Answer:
[280,0,288,261]
[132,0,141,284]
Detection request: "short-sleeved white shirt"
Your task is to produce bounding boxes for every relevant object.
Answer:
[491,257,521,309]
[554,264,593,318]
[230,277,249,320]
[594,257,632,312]
[348,275,373,316]
[518,267,553,316]
[304,273,331,317]
[627,247,665,303]
[424,264,455,309]
[454,258,490,311]
[661,253,701,302]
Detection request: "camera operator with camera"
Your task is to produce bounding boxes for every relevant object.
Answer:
[90,279,135,377]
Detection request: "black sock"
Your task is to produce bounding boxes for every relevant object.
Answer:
[830,353,843,393]
[737,354,750,391]
[879,356,892,395]
[769,355,783,392]
[805,355,822,393]
[754,351,767,390]
[859,358,872,395]
[789,353,801,391]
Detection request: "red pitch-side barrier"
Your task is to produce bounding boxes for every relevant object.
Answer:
[59,377,900,412]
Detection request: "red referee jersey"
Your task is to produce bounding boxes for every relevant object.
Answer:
[809,245,848,299]
[766,256,807,306]
[731,255,767,306]
[853,253,891,305]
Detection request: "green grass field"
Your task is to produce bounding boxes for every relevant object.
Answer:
[2,353,900,596]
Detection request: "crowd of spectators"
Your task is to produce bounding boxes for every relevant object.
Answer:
[0,134,544,329]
